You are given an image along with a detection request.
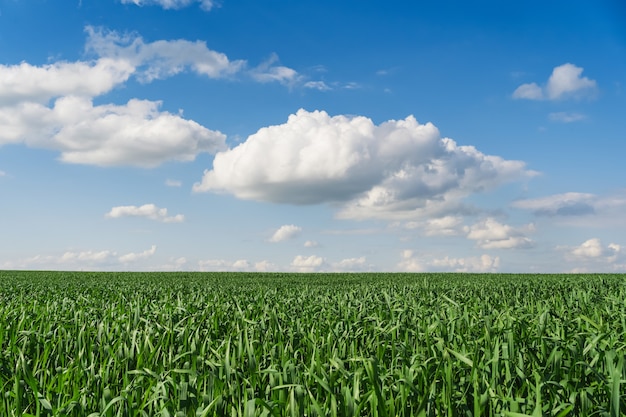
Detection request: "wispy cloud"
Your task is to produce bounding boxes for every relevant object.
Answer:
[304,81,332,91]
[120,0,217,11]
[249,53,301,86]
[165,179,182,187]
[548,112,587,123]
[1,245,158,270]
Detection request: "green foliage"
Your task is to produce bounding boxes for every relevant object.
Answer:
[0,271,625,416]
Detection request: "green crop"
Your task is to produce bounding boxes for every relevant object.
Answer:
[0,272,624,416]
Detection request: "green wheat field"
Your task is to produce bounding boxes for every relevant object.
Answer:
[0,271,624,416]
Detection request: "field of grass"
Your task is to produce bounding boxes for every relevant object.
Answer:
[0,271,624,416]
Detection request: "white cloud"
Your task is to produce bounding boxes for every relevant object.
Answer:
[512,82,543,100]
[254,260,277,272]
[332,256,368,271]
[1,245,157,270]
[548,112,586,123]
[430,254,501,272]
[513,191,626,229]
[0,96,226,166]
[105,203,184,223]
[159,257,188,271]
[465,218,534,249]
[197,259,230,270]
[304,81,332,91]
[61,249,116,263]
[304,240,319,248]
[197,258,273,272]
[165,179,182,187]
[269,224,302,242]
[512,192,597,216]
[0,28,229,166]
[403,215,465,236]
[561,239,624,271]
[249,53,301,86]
[571,238,606,258]
[119,245,157,263]
[547,63,597,100]
[120,0,217,11]
[398,250,426,272]
[291,255,325,272]
[0,58,134,105]
[398,250,500,272]
[194,109,535,220]
[342,82,361,90]
[512,63,597,101]
[232,259,250,269]
[0,26,246,106]
[85,26,244,82]
[0,170,5,177]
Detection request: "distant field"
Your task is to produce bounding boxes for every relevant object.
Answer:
[0,271,624,416]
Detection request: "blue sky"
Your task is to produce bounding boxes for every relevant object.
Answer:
[1,0,625,272]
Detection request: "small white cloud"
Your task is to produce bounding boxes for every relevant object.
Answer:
[512,82,543,100]
[232,259,250,269]
[165,179,182,187]
[159,257,188,270]
[269,224,302,242]
[343,82,361,90]
[429,254,501,272]
[2,245,157,270]
[397,250,426,272]
[254,260,277,272]
[548,112,586,123]
[119,245,157,263]
[404,216,465,236]
[332,257,367,271]
[0,170,5,177]
[291,255,325,272]
[398,250,500,272]
[61,249,115,263]
[572,238,605,258]
[547,63,597,100]
[567,238,620,260]
[304,240,319,248]
[105,203,184,223]
[558,238,624,271]
[249,53,300,86]
[513,63,597,101]
[120,0,217,11]
[466,218,534,249]
[304,81,332,91]
[197,258,272,272]
[198,258,248,271]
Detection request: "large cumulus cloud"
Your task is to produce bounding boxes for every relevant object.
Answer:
[194,109,536,219]
[0,96,226,167]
